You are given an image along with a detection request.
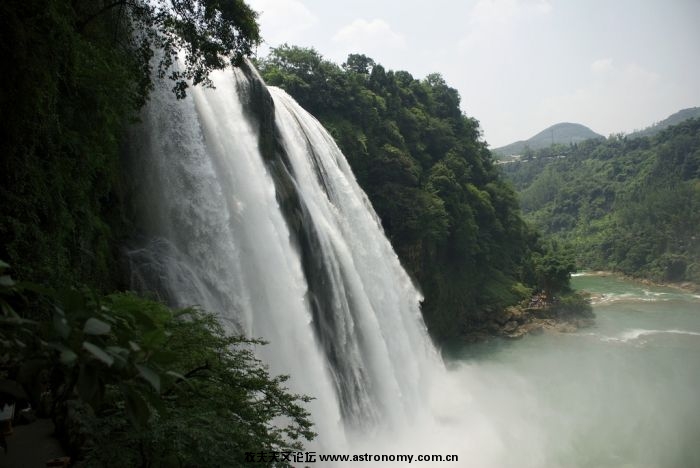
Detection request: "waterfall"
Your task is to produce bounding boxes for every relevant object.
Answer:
[126,63,444,455]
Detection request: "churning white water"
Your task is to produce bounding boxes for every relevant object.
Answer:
[127,66,700,467]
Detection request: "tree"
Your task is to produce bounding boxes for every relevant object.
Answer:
[76,0,261,98]
[343,54,375,75]
[532,246,575,297]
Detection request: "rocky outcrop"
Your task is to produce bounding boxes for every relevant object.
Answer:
[464,293,595,341]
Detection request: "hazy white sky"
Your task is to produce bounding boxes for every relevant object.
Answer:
[246,0,700,148]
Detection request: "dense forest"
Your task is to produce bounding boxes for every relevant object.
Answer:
[258,46,578,340]
[502,118,700,284]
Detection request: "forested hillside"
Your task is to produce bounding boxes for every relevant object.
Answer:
[502,118,700,284]
[628,107,700,139]
[258,46,574,340]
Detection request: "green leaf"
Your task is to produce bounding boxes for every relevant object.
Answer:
[98,312,116,324]
[106,345,129,356]
[83,317,111,335]
[0,299,19,318]
[165,370,187,381]
[136,364,161,392]
[60,349,78,365]
[142,328,168,349]
[106,346,129,368]
[47,342,78,365]
[163,370,193,391]
[0,316,35,326]
[0,275,15,287]
[82,341,114,366]
[52,308,71,339]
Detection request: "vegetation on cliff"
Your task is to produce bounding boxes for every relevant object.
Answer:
[258,46,578,340]
[502,118,700,284]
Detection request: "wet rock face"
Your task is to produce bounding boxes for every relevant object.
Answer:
[491,306,525,326]
[503,320,519,333]
[481,302,595,341]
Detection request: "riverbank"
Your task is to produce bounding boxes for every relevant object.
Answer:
[466,271,700,343]
[573,270,700,294]
[462,292,595,342]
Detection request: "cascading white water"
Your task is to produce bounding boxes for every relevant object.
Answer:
[126,64,444,457]
[269,87,441,427]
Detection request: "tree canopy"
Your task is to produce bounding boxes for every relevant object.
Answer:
[78,0,261,98]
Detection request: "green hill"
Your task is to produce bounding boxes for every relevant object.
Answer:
[501,118,700,284]
[629,107,700,138]
[494,122,604,158]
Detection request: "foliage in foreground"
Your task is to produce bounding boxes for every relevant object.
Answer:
[1,261,314,467]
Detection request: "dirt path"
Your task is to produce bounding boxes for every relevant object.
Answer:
[0,419,67,468]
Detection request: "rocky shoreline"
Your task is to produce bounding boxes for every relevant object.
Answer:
[576,270,700,294]
[463,270,700,343]
[463,293,596,342]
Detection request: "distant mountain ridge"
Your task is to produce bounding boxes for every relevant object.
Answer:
[494,122,604,157]
[628,107,700,139]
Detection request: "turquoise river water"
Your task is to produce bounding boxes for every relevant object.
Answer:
[445,273,700,468]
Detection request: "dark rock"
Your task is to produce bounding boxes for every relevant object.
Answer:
[521,322,544,335]
[492,309,512,326]
[503,320,519,333]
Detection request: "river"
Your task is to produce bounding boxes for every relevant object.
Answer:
[442,273,700,467]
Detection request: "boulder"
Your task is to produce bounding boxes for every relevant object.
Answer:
[503,320,519,333]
